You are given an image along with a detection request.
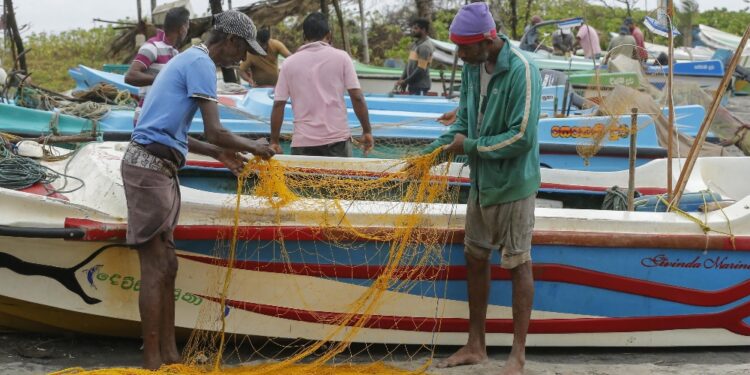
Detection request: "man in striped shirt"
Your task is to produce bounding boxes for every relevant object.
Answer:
[125,7,190,124]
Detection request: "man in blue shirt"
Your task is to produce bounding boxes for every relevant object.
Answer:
[122,10,273,370]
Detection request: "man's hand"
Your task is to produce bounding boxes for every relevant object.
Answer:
[216,150,248,176]
[248,138,275,159]
[442,133,466,155]
[437,109,458,126]
[360,133,374,157]
[269,142,284,155]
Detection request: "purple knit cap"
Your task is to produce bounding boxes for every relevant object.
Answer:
[449,2,496,42]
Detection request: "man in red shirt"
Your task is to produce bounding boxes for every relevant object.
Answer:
[625,17,648,62]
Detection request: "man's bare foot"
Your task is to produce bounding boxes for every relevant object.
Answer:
[436,345,488,368]
[161,346,182,365]
[499,355,525,375]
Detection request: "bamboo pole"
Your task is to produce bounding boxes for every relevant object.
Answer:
[628,108,638,212]
[670,24,750,209]
[666,0,674,200]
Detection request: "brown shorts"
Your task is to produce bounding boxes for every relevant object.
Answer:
[121,150,181,247]
[464,194,535,269]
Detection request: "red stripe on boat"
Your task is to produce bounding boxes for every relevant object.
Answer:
[200,296,750,335]
[64,218,748,251]
[179,254,750,307]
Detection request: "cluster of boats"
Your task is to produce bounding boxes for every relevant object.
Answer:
[2,24,750,347]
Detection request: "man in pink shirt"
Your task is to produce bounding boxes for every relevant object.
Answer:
[625,17,648,61]
[270,12,373,157]
[575,24,601,59]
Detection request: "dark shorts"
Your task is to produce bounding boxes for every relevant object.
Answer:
[408,88,430,96]
[291,140,352,157]
[121,144,181,246]
[464,195,535,269]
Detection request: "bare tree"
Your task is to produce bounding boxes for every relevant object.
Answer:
[415,0,433,21]
[331,0,351,54]
[3,0,26,72]
[595,0,640,16]
[677,0,699,47]
[510,0,518,39]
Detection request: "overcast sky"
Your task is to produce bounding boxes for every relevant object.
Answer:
[11,0,750,34]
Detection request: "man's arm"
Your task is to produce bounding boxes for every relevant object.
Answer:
[348,88,374,155]
[462,65,541,160]
[197,98,273,158]
[238,55,255,85]
[422,72,470,154]
[276,40,292,58]
[269,100,286,154]
[124,61,156,87]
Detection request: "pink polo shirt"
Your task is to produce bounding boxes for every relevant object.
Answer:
[577,25,601,58]
[274,41,360,147]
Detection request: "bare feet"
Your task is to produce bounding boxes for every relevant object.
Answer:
[161,349,182,365]
[436,344,488,368]
[499,355,525,375]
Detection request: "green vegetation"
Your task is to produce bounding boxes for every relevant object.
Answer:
[2,26,128,92]
[1,1,749,92]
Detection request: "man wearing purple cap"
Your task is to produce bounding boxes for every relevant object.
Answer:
[421,3,541,374]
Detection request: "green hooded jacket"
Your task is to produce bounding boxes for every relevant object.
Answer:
[424,35,542,206]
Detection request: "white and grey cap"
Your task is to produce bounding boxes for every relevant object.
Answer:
[212,10,266,56]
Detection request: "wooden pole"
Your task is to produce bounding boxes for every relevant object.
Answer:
[136,0,142,21]
[627,108,638,212]
[150,0,156,18]
[448,50,459,99]
[208,0,239,83]
[357,0,370,64]
[331,0,351,54]
[666,0,674,200]
[670,24,750,209]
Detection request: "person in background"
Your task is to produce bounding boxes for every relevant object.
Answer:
[576,24,601,59]
[270,12,373,157]
[397,18,435,95]
[422,3,541,374]
[552,28,575,56]
[238,28,291,87]
[625,17,648,62]
[607,25,636,61]
[519,15,551,53]
[123,10,274,369]
[125,7,190,124]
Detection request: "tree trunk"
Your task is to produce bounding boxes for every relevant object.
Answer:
[209,0,239,83]
[510,0,518,39]
[320,0,329,17]
[136,0,142,21]
[331,0,351,54]
[357,0,370,63]
[523,0,533,27]
[415,0,432,20]
[4,0,27,72]
[150,0,156,18]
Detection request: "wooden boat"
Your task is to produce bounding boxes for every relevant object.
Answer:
[646,60,726,91]
[1,141,749,346]
[0,89,711,172]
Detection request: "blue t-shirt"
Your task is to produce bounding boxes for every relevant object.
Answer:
[131,45,217,157]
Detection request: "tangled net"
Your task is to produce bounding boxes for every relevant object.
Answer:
[56,148,459,375]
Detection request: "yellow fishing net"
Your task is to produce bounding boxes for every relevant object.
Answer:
[55,148,459,375]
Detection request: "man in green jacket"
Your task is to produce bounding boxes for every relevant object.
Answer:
[426,3,541,374]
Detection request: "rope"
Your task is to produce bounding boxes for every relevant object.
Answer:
[602,185,631,210]
[0,135,85,193]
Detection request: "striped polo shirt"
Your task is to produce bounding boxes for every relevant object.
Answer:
[133,29,179,105]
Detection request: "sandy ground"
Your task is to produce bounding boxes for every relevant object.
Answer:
[0,332,749,374]
[2,98,750,375]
